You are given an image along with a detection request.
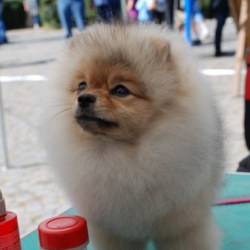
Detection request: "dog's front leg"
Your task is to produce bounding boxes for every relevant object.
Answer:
[154,218,220,250]
[88,223,147,250]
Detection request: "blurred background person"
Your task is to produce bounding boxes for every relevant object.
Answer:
[184,0,209,45]
[135,0,152,22]
[92,0,121,22]
[23,0,41,29]
[126,0,138,21]
[148,0,166,24]
[57,0,86,38]
[184,0,194,44]
[211,0,229,56]
[0,0,7,44]
[164,0,174,29]
[192,0,209,41]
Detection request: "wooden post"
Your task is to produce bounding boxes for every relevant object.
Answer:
[233,0,248,97]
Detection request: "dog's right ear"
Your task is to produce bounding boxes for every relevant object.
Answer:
[69,36,79,50]
[69,30,86,50]
[148,37,171,63]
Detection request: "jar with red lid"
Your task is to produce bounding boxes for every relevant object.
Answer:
[38,215,89,250]
[0,189,21,250]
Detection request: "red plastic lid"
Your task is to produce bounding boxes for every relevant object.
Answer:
[38,215,89,249]
[0,211,19,236]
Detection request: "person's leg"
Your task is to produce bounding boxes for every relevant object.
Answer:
[192,0,209,40]
[159,12,165,24]
[32,14,40,26]
[57,0,72,37]
[192,0,205,24]
[164,0,174,29]
[184,0,194,44]
[108,2,121,21]
[0,20,7,44]
[214,13,226,56]
[0,0,7,44]
[103,4,113,22]
[97,5,109,22]
[151,10,160,24]
[191,18,201,46]
[70,0,85,31]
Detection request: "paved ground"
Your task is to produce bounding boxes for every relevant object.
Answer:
[0,19,248,237]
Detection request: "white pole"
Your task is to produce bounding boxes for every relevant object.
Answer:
[120,0,128,21]
[0,78,9,171]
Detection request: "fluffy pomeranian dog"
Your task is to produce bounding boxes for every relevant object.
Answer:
[42,23,224,250]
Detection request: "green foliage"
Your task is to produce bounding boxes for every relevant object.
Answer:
[199,0,212,18]
[39,0,61,29]
[39,0,97,29]
[85,0,97,24]
[2,0,102,30]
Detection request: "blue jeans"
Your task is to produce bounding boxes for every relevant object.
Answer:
[57,0,85,37]
[96,3,121,22]
[192,0,203,23]
[185,0,205,44]
[0,0,7,44]
[32,14,41,25]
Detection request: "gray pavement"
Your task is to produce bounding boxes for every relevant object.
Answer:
[0,19,248,237]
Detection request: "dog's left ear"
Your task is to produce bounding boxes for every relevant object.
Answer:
[69,30,86,50]
[149,37,170,63]
[69,35,79,49]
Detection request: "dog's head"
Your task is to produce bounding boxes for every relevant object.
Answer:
[70,58,155,141]
[53,23,192,141]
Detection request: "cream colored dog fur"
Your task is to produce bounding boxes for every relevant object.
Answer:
[42,23,224,250]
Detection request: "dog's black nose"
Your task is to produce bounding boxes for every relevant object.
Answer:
[78,94,96,108]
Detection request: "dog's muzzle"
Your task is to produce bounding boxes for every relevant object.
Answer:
[78,94,96,109]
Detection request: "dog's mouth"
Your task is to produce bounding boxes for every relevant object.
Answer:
[76,115,118,130]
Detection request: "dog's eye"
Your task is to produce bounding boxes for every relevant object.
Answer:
[78,82,87,91]
[111,85,130,97]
